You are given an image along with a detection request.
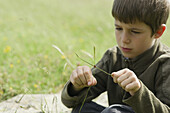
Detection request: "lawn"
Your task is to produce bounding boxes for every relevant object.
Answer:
[0,0,170,101]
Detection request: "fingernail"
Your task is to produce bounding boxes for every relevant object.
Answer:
[88,81,91,86]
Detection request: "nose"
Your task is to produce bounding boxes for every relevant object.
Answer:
[121,31,130,44]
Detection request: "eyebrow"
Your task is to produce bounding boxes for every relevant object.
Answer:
[115,24,120,27]
[115,24,143,31]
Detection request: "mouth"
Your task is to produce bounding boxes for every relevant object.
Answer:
[121,47,132,52]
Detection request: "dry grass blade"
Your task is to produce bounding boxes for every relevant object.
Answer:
[80,50,93,59]
[14,107,19,113]
[75,53,112,76]
[44,96,50,113]
[52,95,58,113]
[63,63,67,71]
[40,96,45,113]
[52,45,75,69]
[94,46,96,65]
[79,87,91,113]
[15,94,25,103]
[95,66,112,76]
[75,53,94,67]
[76,50,111,113]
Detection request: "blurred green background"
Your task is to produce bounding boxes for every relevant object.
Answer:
[0,0,170,101]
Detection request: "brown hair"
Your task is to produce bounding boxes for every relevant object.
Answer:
[112,0,170,35]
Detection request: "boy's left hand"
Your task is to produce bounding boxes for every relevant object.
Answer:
[111,68,141,96]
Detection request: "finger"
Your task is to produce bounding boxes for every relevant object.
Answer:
[117,72,130,83]
[83,66,93,85]
[72,70,83,86]
[77,67,87,85]
[111,69,127,83]
[119,75,133,89]
[70,75,81,88]
[118,71,132,88]
[113,76,118,83]
[73,82,81,88]
[111,72,119,83]
[70,70,77,84]
[125,80,141,92]
[91,77,97,86]
[112,68,127,77]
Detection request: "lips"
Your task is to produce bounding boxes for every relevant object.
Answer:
[121,47,132,52]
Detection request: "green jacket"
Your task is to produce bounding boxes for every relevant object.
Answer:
[61,42,170,113]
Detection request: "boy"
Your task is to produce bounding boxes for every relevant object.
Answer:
[61,0,170,112]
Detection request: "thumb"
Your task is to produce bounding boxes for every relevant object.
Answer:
[111,72,117,77]
[111,72,114,76]
[112,69,126,77]
[88,76,97,86]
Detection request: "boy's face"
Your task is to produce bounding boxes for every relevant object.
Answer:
[115,19,156,58]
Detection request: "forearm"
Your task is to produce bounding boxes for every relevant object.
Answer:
[61,81,88,108]
[68,83,84,96]
[61,78,106,108]
[123,81,170,113]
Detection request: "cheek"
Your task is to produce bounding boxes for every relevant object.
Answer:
[115,32,120,42]
[133,39,143,47]
[141,37,154,47]
[115,31,119,37]
[134,39,152,52]
[115,36,120,45]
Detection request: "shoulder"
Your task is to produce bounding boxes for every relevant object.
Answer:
[158,43,170,57]
[161,58,170,100]
[156,44,170,100]
[92,46,120,73]
[154,43,170,63]
[105,46,119,55]
[102,45,121,61]
[98,46,123,68]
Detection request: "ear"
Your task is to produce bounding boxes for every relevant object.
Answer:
[154,24,166,39]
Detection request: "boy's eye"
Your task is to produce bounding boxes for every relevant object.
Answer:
[131,30,141,34]
[115,28,122,31]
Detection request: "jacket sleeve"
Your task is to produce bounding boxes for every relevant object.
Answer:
[61,81,89,108]
[123,81,170,113]
[123,58,170,113]
[61,49,113,108]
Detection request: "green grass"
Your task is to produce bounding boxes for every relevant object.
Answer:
[0,0,170,101]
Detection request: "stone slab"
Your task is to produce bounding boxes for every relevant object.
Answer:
[0,91,107,113]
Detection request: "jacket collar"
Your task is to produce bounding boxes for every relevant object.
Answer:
[119,41,159,76]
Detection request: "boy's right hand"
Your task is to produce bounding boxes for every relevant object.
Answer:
[70,66,97,92]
